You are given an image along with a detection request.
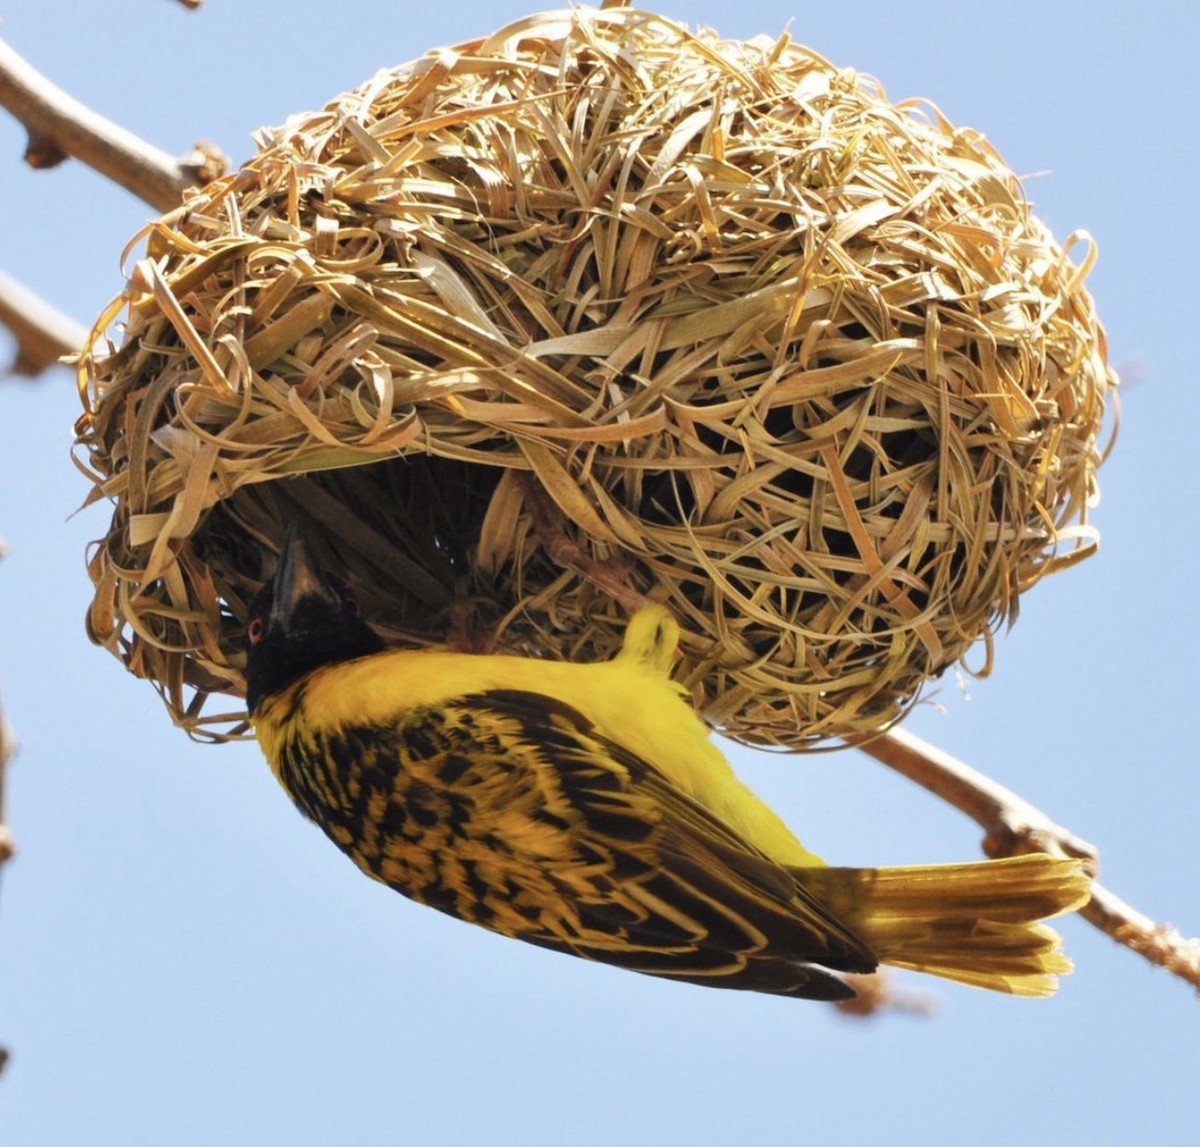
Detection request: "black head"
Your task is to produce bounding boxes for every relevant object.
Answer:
[244,526,385,713]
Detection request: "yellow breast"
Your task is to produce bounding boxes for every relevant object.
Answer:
[254,643,824,870]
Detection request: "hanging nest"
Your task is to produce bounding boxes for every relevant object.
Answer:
[75,5,1114,747]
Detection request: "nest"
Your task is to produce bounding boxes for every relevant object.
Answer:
[75,5,1114,747]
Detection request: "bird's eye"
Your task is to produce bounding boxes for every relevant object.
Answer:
[247,616,266,645]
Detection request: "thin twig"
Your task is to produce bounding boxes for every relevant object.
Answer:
[0,546,15,1074]
[0,691,14,872]
[858,726,1200,992]
[516,473,650,613]
[0,36,221,211]
[0,269,89,375]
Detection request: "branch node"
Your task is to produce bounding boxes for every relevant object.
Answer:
[982,821,1100,877]
[23,131,66,169]
[178,139,229,186]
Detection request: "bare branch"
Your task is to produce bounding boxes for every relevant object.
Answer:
[0,690,13,873]
[0,606,15,1075]
[0,269,89,375]
[858,726,1200,992]
[0,36,223,211]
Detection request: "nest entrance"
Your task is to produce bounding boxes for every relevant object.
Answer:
[198,453,503,645]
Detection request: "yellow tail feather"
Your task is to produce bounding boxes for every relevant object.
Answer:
[794,854,1092,996]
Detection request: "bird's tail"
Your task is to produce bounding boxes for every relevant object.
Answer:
[793,854,1091,996]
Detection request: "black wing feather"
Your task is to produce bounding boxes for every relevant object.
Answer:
[470,689,879,999]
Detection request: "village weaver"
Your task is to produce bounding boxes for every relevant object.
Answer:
[244,527,1090,1002]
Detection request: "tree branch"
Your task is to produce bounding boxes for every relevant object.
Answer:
[858,726,1200,992]
[0,269,88,375]
[0,690,14,875]
[0,536,14,1074]
[0,35,224,211]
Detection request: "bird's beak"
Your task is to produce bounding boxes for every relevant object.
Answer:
[269,525,342,634]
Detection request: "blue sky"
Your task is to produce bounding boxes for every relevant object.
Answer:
[1,2,1195,1144]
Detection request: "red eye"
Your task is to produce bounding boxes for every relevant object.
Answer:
[247,616,265,645]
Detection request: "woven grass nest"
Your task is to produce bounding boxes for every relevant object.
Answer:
[75,4,1114,747]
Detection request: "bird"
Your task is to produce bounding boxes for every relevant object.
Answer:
[244,526,1091,1002]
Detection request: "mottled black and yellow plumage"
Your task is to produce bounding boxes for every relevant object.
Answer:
[246,528,1090,1002]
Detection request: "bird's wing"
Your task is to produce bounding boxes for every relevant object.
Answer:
[451,689,879,999]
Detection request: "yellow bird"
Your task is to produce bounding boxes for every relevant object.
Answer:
[245,528,1090,1002]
